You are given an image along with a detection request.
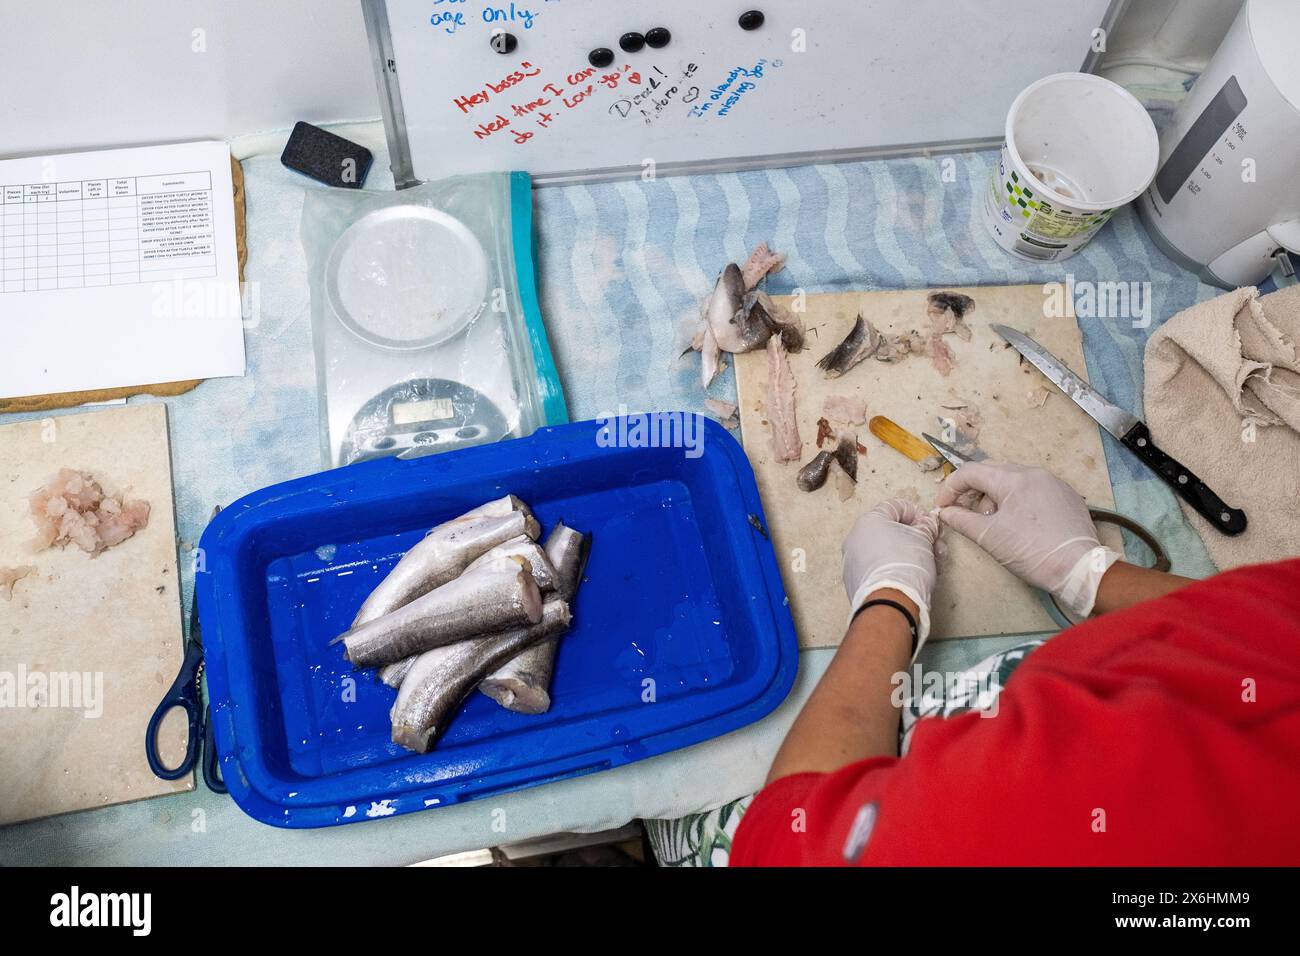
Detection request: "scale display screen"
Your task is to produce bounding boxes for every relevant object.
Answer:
[392,397,454,425]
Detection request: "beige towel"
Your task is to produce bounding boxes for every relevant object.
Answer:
[1144,284,1300,570]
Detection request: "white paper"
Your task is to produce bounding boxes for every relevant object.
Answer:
[0,141,246,399]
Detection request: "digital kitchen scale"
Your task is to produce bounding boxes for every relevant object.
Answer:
[317,203,525,466]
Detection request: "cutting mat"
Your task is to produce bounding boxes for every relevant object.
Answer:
[0,404,188,824]
[735,285,1121,649]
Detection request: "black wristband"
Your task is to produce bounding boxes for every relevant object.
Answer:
[853,598,919,656]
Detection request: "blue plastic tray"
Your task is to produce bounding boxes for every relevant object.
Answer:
[196,415,797,827]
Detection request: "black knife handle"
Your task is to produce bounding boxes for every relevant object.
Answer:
[1121,422,1247,536]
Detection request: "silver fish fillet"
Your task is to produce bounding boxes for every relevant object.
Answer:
[391,599,572,753]
[339,564,542,668]
[479,522,591,714]
[351,507,540,628]
[465,535,559,591]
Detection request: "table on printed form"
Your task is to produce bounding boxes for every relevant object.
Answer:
[1,171,218,294]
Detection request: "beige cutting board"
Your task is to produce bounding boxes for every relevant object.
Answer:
[735,285,1121,649]
[0,404,188,825]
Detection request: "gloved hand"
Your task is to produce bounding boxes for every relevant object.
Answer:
[935,461,1120,620]
[842,499,940,651]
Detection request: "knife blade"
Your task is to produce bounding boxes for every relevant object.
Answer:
[992,324,1247,536]
[921,432,985,469]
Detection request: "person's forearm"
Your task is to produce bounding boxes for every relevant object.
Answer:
[1092,560,1193,615]
[765,589,914,785]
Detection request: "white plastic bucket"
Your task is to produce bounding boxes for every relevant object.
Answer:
[984,72,1160,262]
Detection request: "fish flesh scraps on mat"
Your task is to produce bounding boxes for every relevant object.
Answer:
[29,468,151,555]
[766,335,803,463]
[796,434,858,494]
[465,535,559,591]
[350,506,539,628]
[391,600,573,753]
[338,563,543,668]
[816,316,883,378]
[927,291,975,341]
[741,241,786,290]
[480,521,592,714]
[0,565,36,600]
[822,395,868,425]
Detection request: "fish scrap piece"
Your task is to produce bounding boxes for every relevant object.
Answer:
[351,507,539,628]
[833,434,859,483]
[699,326,723,387]
[766,335,803,463]
[928,336,958,376]
[1027,386,1052,408]
[0,565,36,600]
[29,468,151,555]
[480,522,592,714]
[823,395,868,425]
[796,451,834,492]
[817,316,882,378]
[741,241,786,290]
[917,455,945,473]
[927,291,975,341]
[391,599,572,753]
[833,458,857,501]
[704,264,758,353]
[339,564,543,669]
[745,289,806,352]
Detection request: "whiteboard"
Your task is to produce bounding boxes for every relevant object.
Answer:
[366,0,1125,186]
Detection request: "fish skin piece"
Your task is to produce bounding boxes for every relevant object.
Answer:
[746,289,806,353]
[340,565,543,668]
[351,509,539,628]
[700,326,723,387]
[817,316,883,377]
[796,451,834,492]
[705,263,761,353]
[391,599,572,753]
[465,535,559,591]
[833,434,859,483]
[479,522,592,713]
[767,335,803,463]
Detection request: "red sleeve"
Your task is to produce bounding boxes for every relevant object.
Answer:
[731,558,1300,866]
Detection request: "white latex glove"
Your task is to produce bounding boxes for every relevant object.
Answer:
[936,461,1120,620]
[842,499,940,650]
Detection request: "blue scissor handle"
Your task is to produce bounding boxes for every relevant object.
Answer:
[145,637,203,779]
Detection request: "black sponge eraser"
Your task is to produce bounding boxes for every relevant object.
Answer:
[281,121,373,189]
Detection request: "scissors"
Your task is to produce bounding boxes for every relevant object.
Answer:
[922,433,1171,628]
[145,513,226,794]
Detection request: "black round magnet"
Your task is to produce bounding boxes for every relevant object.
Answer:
[588,47,615,68]
[490,31,518,54]
[739,10,765,30]
[619,31,646,53]
[645,27,672,49]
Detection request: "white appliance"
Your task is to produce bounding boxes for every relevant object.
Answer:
[1138,0,1300,288]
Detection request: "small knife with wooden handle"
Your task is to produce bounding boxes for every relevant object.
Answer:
[992,324,1247,536]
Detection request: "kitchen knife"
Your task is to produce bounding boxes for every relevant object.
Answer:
[992,324,1247,536]
[921,432,986,468]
